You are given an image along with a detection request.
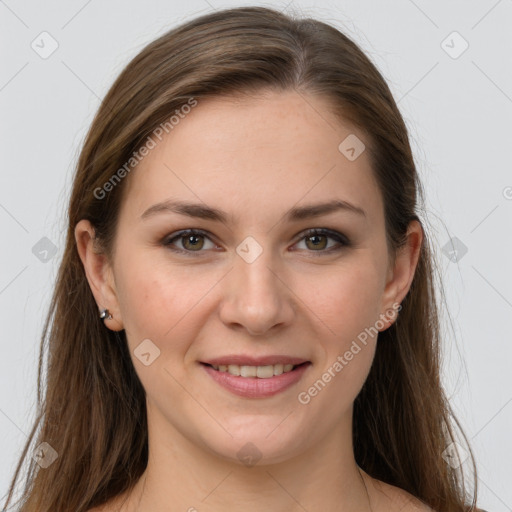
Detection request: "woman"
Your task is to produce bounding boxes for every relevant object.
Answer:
[2,6,484,512]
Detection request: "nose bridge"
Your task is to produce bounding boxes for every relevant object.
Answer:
[220,239,293,335]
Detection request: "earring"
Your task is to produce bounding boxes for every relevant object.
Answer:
[99,308,113,321]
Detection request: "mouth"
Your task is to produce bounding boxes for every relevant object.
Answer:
[201,361,309,379]
[199,360,312,398]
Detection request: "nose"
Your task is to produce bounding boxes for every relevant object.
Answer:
[218,248,295,336]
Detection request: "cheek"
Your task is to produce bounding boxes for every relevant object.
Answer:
[114,255,211,397]
[294,256,383,399]
[299,256,384,342]
[113,248,187,345]
[114,250,223,353]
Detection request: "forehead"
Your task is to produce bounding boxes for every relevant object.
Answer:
[120,90,383,228]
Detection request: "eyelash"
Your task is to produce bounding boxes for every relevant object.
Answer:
[162,228,350,256]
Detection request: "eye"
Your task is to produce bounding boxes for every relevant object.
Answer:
[293,228,349,253]
[163,229,218,254]
[162,228,349,256]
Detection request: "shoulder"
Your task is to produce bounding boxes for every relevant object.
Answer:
[376,483,433,511]
[360,470,434,511]
[368,478,488,512]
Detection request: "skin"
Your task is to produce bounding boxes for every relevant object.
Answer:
[76,89,427,511]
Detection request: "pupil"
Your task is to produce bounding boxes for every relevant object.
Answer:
[184,235,203,250]
[308,234,326,250]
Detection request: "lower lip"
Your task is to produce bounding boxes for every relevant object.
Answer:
[201,362,311,398]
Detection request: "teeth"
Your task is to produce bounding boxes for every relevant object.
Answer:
[210,363,298,378]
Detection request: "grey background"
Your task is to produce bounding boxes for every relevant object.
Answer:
[1,0,511,510]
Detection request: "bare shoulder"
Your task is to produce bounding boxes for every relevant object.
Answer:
[361,471,434,511]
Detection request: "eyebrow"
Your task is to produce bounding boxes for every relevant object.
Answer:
[140,198,367,223]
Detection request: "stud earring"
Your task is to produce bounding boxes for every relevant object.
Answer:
[99,308,113,321]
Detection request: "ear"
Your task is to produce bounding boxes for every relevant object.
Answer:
[378,220,423,331]
[74,219,124,331]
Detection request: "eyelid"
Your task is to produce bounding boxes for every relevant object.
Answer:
[162,228,219,254]
[297,228,349,246]
[162,227,350,255]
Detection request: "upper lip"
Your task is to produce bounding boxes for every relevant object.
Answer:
[201,355,310,366]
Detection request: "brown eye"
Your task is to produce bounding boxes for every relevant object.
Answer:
[181,233,205,251]
[304,233,328,250]
[164,229,216,254]
[295,228,349,253]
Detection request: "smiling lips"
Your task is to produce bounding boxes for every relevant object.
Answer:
[202,355,309,366]
[201,355,309,378]
[211,363,296,378]
[200,355,311,398]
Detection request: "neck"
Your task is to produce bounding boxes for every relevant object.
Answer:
[116,400,373,512]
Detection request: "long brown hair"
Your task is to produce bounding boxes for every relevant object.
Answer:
[3,6,479,511]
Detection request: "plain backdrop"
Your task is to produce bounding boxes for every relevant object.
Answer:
[1,0,511,510]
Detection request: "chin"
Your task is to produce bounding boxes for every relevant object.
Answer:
[197,418,309,467]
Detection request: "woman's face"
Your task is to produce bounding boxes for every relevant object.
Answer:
[89,90,418,464]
